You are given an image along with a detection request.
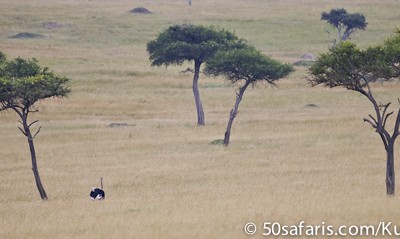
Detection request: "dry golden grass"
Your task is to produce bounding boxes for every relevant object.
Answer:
[1,0,400,238]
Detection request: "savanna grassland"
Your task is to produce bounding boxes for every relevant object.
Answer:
[1,0,400,238]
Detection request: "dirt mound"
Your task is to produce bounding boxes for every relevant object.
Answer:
[130,7,153,14]
[209,139,224,145]
[9,32,44,39]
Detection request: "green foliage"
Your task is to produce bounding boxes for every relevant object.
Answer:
[382,29,400,75]
[0,53,70,111]
[321,8,348,28]
[146,24,246,66]
[309,42,364,89]
[342,13,367,30]
[4,57,41,78]
[0,51,6,64]
[204,47,293,84]
[309,31,400,91]
[0,52,6,76]
[321,8,367,42]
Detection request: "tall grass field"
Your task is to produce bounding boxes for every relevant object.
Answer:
[1,0,400,238]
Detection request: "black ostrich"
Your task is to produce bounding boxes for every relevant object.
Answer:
[90,177,105,200]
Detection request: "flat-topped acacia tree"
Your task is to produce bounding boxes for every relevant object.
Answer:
[147,24,245,126]
[309,31,400,195]
[321,8,367,46]
[205,47,293,146]
[0,54,70,200]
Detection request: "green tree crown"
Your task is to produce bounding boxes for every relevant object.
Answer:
[321,8,367,43]
[204,47,293,83]
[309,31,400,90]
[0,56,70,111]
[147,24,246,66]
[321,8,348,28]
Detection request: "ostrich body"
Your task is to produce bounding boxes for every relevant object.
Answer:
[90,177,105,200]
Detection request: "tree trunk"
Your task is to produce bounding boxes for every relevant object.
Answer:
[193,60,205,126]
[23,117,48,200]
[224,109,234,146]
[224,81,251,146]
[337,26,342,44]
[386,142,395,195]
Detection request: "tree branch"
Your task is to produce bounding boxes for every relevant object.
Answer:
[0,102,11,111]
[383,112,394,129]
[17,126,27,136]
[28,109,39,113]
[363,118,377,129]
[380,102,392,129]
[33,126,41,139]
[324,29,336,46]
[368,114,378,126]
[28,120,39,128]
[393,107,400,139]
[265,78,277,87]
[235,88,240,97]
[363,85,384,129]
[11,107,24,119]
[180,68,194,74]
[380,102,391,115]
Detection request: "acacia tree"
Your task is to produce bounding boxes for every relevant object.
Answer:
[321,8,367,46]
[0,54,70,200]
[147,24,245,126]
[204,47,293,146]
[309,32,400,195]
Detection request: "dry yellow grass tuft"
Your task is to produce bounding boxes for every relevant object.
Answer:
[1,0,400,238]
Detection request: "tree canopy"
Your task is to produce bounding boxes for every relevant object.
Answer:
[147,24,246,67]
[205,47,293,84]
[308,32,400,91]
[0,57,70,112]
[321,8,367,44]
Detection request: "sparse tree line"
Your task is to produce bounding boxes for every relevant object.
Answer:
[1,8,400,199]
